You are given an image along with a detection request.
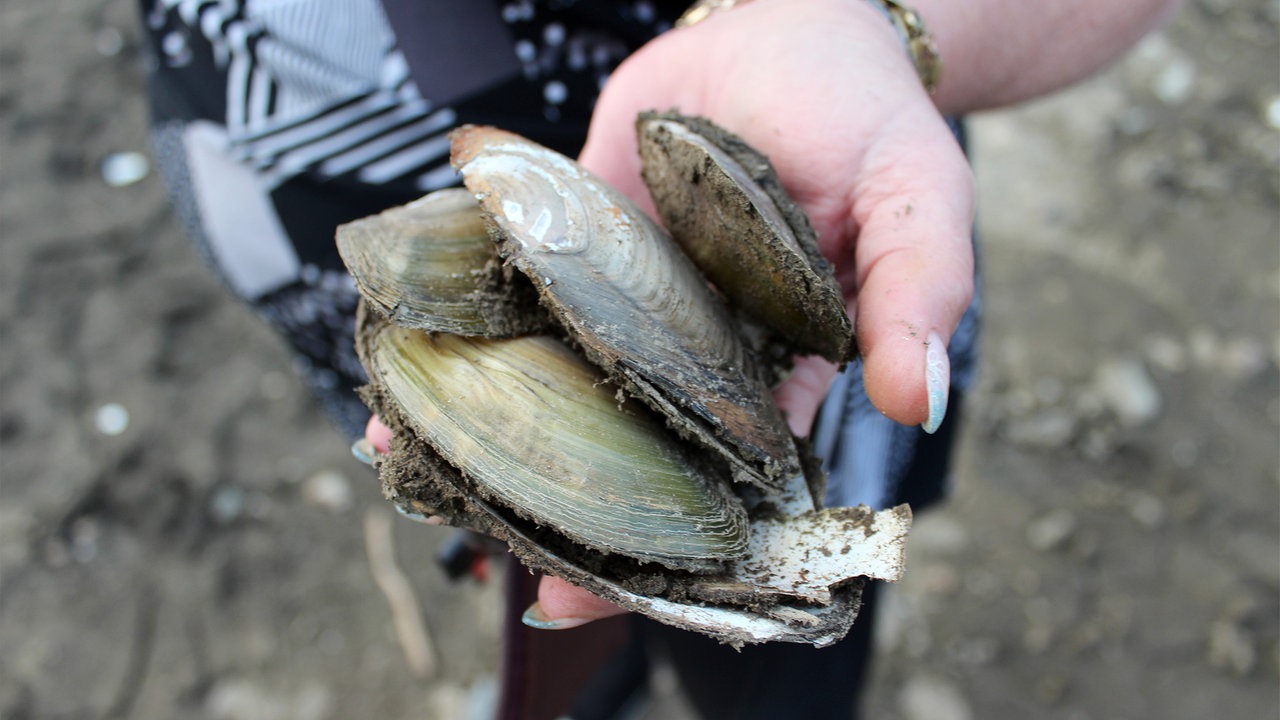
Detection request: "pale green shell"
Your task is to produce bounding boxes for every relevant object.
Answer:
[368,325,749,570]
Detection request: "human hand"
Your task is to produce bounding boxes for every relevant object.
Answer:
[536,0,974,626]
[365,0,975,628]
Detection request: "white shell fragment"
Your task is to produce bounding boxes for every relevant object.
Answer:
[732,505,912,605]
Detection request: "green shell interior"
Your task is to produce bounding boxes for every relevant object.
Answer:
[371,326,748,568]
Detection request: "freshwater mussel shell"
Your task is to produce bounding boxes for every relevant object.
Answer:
[359,313,749,571]
[450,125,801,490]
[637,112,854,363]
[336,188,545,337]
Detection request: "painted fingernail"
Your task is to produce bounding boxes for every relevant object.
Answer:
[521,602,592,630]
[351,439,378,466]
[395,505,446,525]
[922,331,950,435]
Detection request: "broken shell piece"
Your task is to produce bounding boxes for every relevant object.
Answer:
[336,188,544,336]
[637,112,854,362]
[451,125,800,490]
[390,464,908,647]
[364,320,749,571]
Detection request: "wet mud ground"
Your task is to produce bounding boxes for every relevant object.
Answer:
[1,1,1277,719]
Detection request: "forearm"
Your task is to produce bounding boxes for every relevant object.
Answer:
[914,0,1182,114]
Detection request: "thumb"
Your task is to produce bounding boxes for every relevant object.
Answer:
[850,124,975,431]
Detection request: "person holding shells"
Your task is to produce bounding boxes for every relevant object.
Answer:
[142,0,1179,717]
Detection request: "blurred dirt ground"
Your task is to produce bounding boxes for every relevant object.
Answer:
[1,1,1277,719]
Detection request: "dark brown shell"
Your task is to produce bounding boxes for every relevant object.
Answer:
[637,112,854,363]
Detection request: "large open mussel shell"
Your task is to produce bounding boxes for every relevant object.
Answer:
[637,112,854,362]
[450,125,800,489]
[362,319,748,571]
[336,188,544,336]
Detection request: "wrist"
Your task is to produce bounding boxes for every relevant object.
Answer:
[678,0,940,95]
[871,0,940,95]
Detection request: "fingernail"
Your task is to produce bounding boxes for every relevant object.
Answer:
[521,602,592,630]
[922,331,950,435]
[395,505,445,525]
[351,439,378,466]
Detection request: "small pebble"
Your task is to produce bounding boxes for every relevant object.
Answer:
[1128,492,1166,529]
[1219,336,1268,381]
[1006,408,1076,449]
[1188,327,1220,369]
[425,684,469,720]
[466,675,500,720]
[1265,96,1280,130]
[94,403,130,436]
[1207,619,1257,675]
[95,27,125,56]
[205,678,332,720]
[1115,106,1153,136]
[101,152,150,187]
[906,514,969,555]
[1143,333,1188,373]
[1027,509,1078,552]
[916,564,962,596]
[1094,358,1161,427]
[1153,58,1196,105]
[898,674,973,720]
[303,470,353,513]
[69,517,101,564]
[210,485,246,524]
